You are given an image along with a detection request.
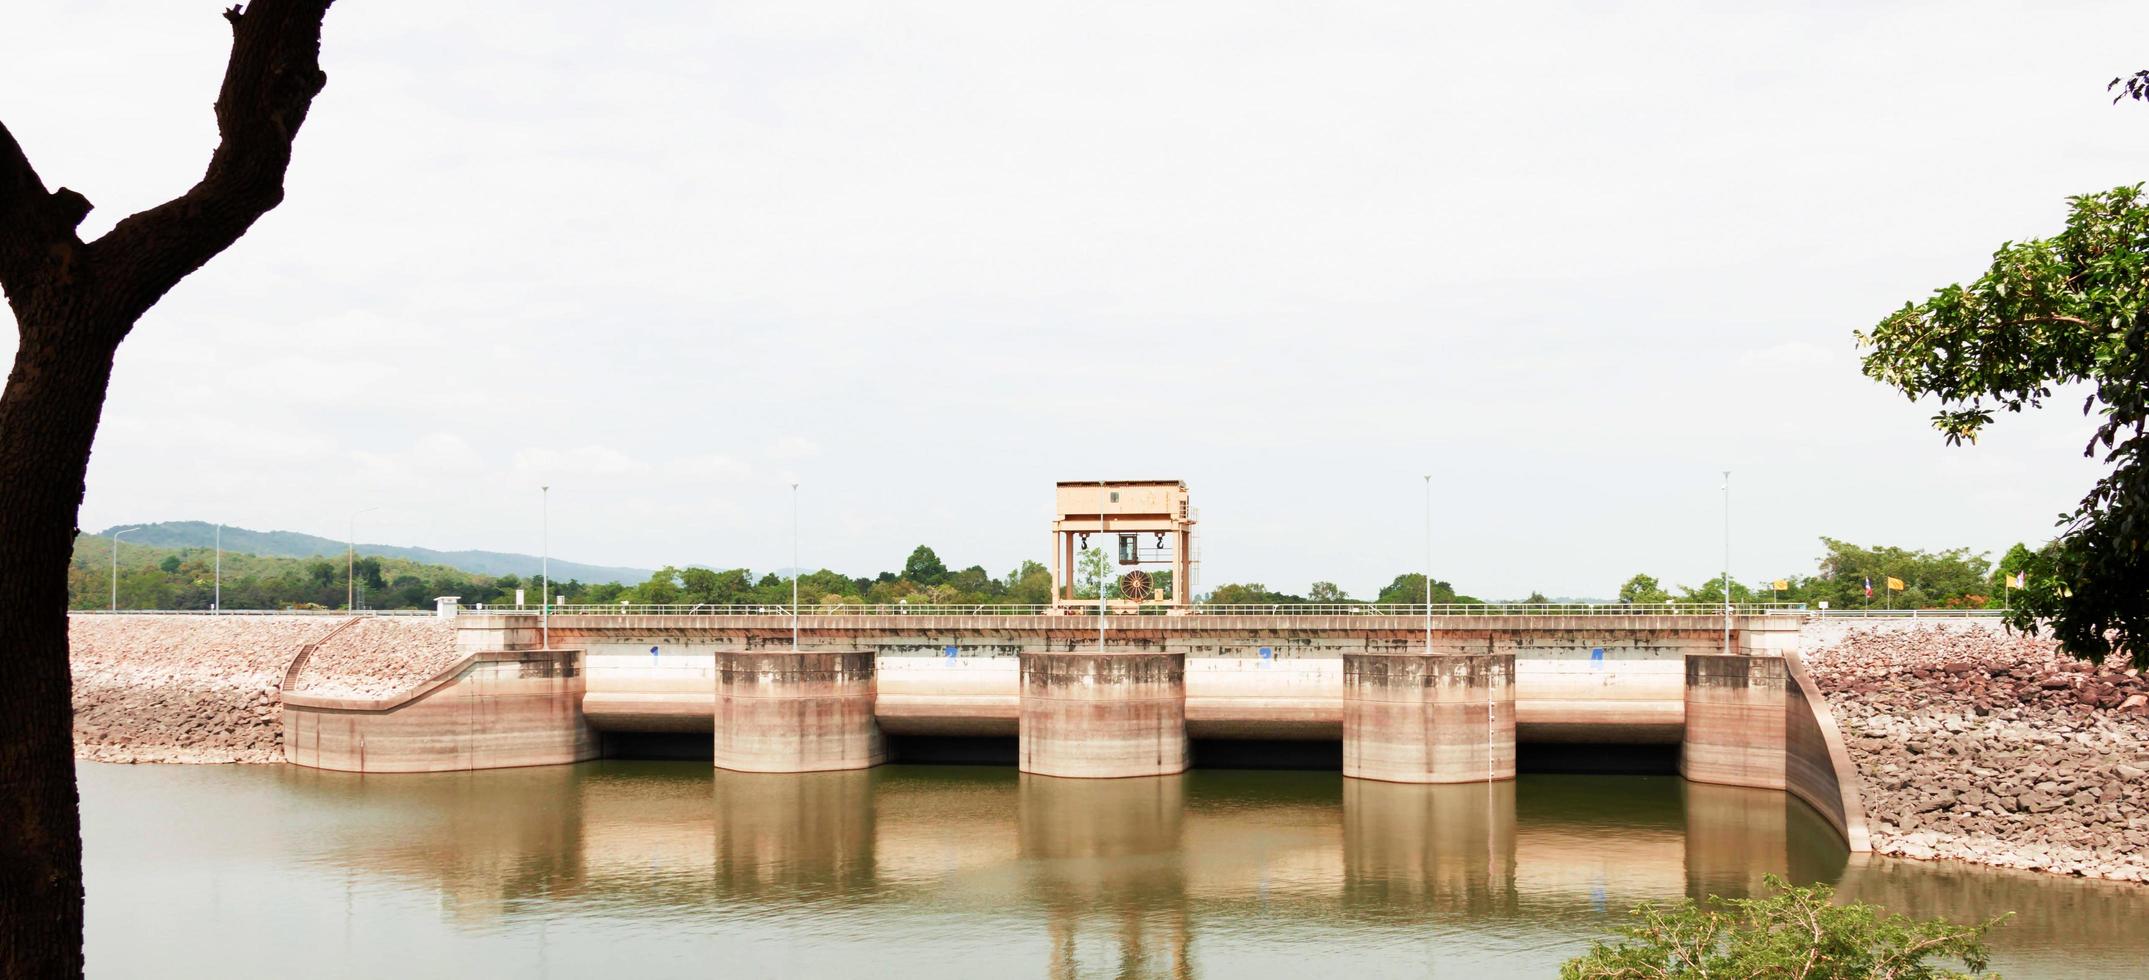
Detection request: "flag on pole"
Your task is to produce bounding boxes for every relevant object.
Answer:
[1886,577,1906,592]
[2007,571,2026,589]
[1863,576,1872,598]
[1772,579,1789,592]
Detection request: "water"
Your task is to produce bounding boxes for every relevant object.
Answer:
[80,761,2148,978]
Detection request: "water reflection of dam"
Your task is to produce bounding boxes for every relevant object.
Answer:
[259,762,2149,975]
[291,765,1843,923]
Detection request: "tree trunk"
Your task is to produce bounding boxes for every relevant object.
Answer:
[0,312,121,980]
[0,7,335,973]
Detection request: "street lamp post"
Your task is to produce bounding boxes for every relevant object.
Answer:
[1721,471,1731,657]
[214,522,222,614]
[348,506,378,611]
[541,486,550,649]
[790,482,800,654]
[1099,480,1109,654]
[110,526,139,611]
[1422,474,1432,656]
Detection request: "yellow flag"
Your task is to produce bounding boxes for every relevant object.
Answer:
[1771,579,1789,591]
[1886,577,1906,591]
[2008,571,2026,589]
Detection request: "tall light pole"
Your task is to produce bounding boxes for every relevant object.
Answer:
[1721,471,1731,657]
[348,506,378,611]
[1098,479,1109,654]
[110,526,139,611]
[790,482,800,653]
[1422,474,1432,655]
[541,485,550,650]
[214,522,222,614]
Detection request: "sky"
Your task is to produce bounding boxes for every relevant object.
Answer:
[4,1,2146,599]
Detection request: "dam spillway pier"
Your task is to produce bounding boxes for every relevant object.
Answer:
[712,649,886,773]
[1680,654,1789,791]
[1018,650,1189,778]
[1342,651,1516,784]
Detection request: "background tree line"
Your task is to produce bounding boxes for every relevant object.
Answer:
[75,532,2048,612]
[1613,537,2036,611]
[70,535,560,610]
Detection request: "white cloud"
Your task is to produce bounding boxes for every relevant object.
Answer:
[7,1,2143,596]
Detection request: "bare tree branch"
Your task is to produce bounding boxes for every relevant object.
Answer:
[2113,69,2149,104]
[90,0,335,332]
[0,122,92,306]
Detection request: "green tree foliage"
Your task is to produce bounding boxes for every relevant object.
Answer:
[1562,876,2000,979]
[81,529,2034,617]
[1307,581,1348,603]
[1372,573,1481,605]
[69,535,525,611]
[1677,576,1757,606]
[1779,539,1994,610]
[1205,582,1292,604]
[1618,573,1670,605]
[1004,560,1054,604]
[1075,547,1117,600]
[1860,185,2148,664]
[903,545,948,586]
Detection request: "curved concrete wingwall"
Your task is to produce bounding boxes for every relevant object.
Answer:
[1783,651,1872,852]
[282,649,598,773]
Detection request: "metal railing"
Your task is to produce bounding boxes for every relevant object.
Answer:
[71,608,437,617]
[466,601,1812,617]
[72,603,2012,620]
[1804,607,2008,619]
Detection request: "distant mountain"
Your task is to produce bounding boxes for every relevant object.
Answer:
[94,521,652,585]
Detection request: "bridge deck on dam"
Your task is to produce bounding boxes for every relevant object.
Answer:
[529,612,1800,745]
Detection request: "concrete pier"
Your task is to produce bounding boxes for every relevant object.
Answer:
[1680,654,1787,790]
[1019,650,1188,778]
[1342,652,1516,784]
[713,650,886,773]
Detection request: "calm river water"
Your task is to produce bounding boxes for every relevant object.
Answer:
[79,761,2149,978]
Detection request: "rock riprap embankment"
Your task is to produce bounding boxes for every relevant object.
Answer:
[69,614,460,764]
[1806,620,2149,882]
[288,616,460,699]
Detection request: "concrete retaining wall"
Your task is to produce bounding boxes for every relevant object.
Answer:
[1681,653,1870,852]
[1783,652,1873,852]
[282,649,597,773]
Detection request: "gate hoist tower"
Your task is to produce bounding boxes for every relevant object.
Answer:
[1051,480,1196,610]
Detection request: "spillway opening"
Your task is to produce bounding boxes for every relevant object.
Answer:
[886,735,1019,766]
[1190,738,1343,770]
[591,732,1678,775]
[599,731,714,762]
[1517,743,1678,775]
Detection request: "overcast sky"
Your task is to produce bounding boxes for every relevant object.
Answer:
[5,2,2145,599]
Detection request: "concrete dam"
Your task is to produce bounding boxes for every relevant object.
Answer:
[276,607,1873,850]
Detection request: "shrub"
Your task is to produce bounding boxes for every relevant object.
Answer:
[1562,876,2003,979]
